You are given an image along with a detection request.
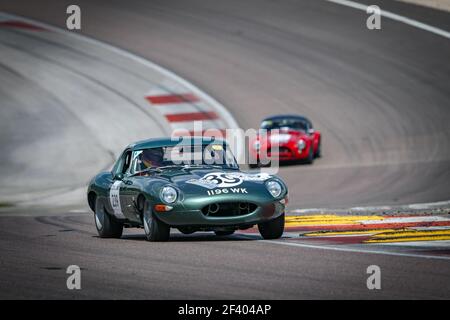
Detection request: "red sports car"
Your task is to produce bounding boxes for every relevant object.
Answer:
[249,115,321,167]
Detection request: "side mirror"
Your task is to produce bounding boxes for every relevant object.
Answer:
[114,173,124,180]
[308,129,315,135]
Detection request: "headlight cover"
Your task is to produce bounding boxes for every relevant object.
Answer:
[266,180,282,198]
[161,186,178,204]
[297,139,306,151]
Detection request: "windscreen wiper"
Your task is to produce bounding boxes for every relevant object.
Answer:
[157,165,185,170]
[183,164,239,170]
[130,167,161,176]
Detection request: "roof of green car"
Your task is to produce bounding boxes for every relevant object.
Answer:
[128,136,227,151]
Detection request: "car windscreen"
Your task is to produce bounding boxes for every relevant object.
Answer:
[130,143,238,174]
[261,119,307,131]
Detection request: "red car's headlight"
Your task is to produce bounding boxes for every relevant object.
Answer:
[297,139,306,151]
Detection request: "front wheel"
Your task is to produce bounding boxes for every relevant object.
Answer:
[143,202,170,242]
[94,198,123,238]
[258,213,285,239]
[248,158,260,169]
[305,142,315,164]
[315,139,321,158]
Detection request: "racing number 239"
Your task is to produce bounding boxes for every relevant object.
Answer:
[203,173,242,187]
[111,193,119,208]
[109,181,124,218]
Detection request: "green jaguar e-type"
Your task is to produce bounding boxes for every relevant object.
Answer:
[87,137,288,241]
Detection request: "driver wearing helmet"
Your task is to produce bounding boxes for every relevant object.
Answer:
[140,147,164,169]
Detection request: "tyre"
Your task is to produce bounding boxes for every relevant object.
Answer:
[305,142,315,164]
[315,139,321,158]
[258,213,285,239]
[214,230,235,236]
[249,159,260,169]
[94,197,123,238]
[143,201,170,241]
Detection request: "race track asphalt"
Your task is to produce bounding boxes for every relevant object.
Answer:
[1,212,450,299]
[0,0,449,299]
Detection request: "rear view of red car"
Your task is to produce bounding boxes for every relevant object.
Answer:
[249,115,321,168]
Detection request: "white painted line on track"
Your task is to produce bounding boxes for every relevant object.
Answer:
[408,200,450,209]
[290,199,450,214]
[325,0,450,40]
[414,226,450,231]
[69,210,89,213]
[362,216,450,224]
[377,240,450,247]
[260,239,450,261]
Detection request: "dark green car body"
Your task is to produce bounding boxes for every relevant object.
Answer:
[87,137,288,240]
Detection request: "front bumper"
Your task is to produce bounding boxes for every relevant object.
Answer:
[251,144,309,162]
[155,199,285,227]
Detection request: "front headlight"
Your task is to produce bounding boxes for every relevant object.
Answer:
[297,139,306,151]
[266,180,282,198]
[161,186,178,204]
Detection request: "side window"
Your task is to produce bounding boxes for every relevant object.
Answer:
[121,151,132,174]
[111,149,132,177]
[127,150,143,175]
